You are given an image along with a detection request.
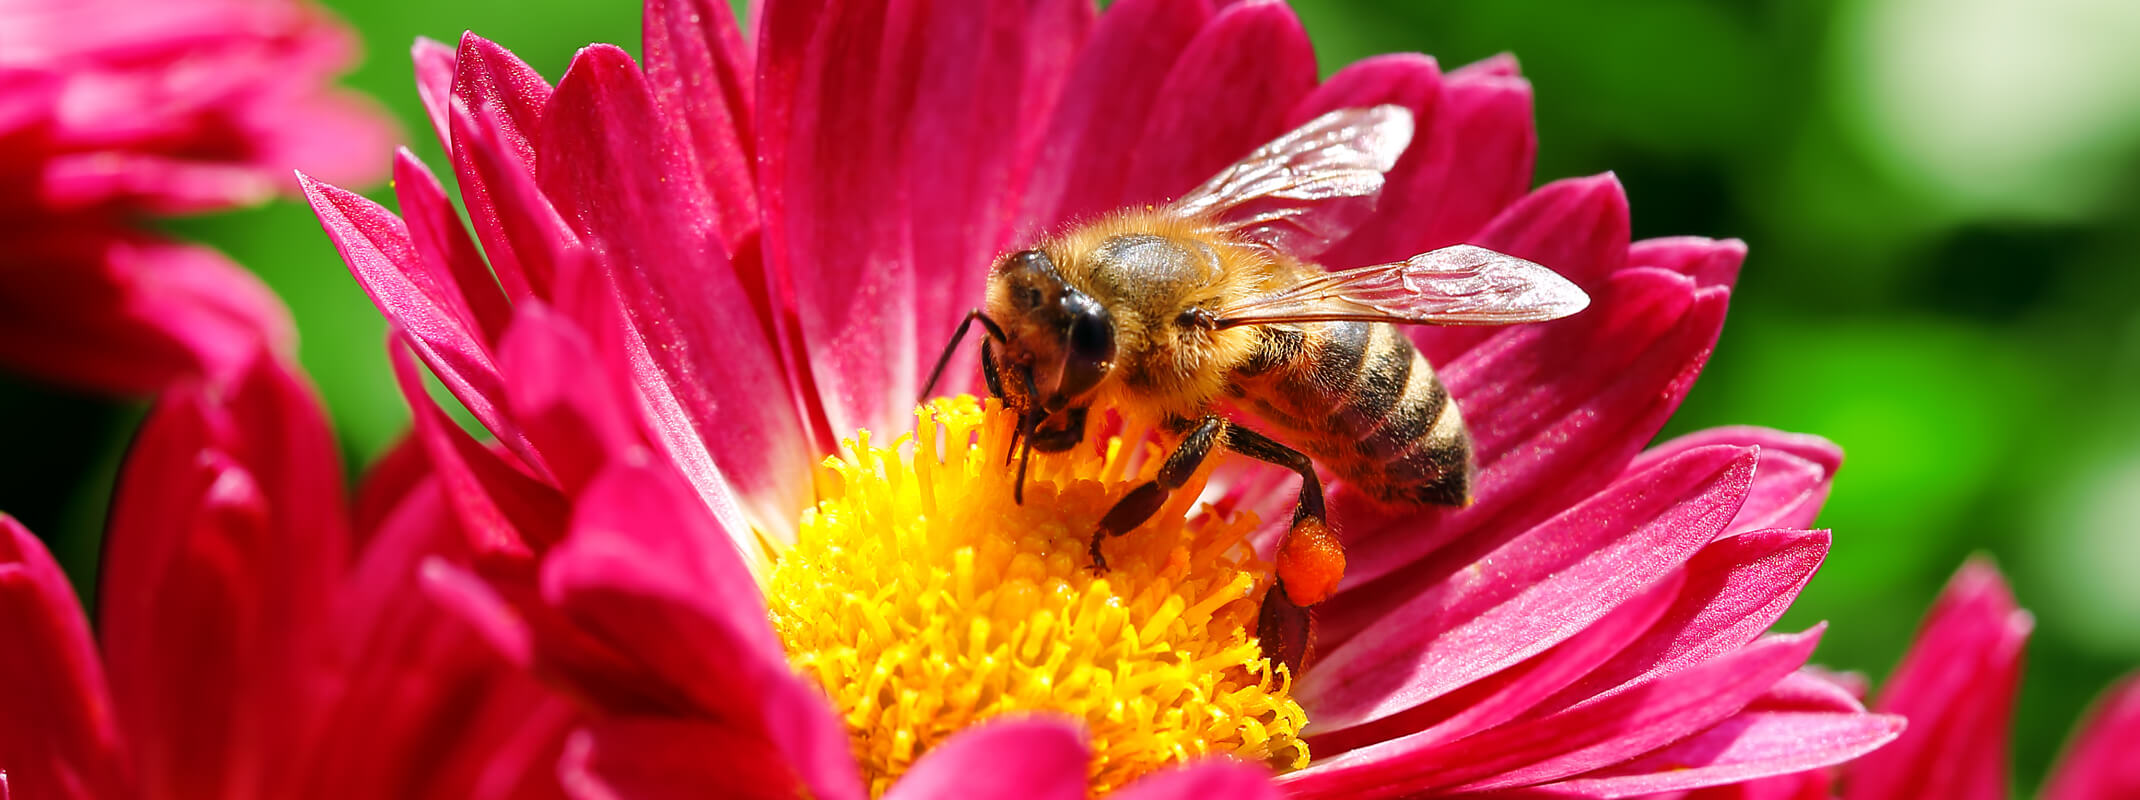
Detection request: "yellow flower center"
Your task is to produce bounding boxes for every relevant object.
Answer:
[766,396,1310,797]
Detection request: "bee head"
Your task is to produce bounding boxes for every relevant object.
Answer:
[993,248,1117,421]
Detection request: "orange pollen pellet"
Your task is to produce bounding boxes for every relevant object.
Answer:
[1278,516,1346,606]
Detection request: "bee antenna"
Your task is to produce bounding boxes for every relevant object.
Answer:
[922,309,1005,402]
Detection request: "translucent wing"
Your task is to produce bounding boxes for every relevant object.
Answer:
[1167,105,1414,256]
[1210,245,1590,329]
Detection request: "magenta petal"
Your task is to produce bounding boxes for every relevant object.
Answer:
[0,517,127,800]
[539,459,787,711]
[97,357,347,797]
[1628,236,1746,290]
[641,0,759,250]
[905,0,1093,392]
[393,149,514,347]
[1016,0,1214,228]
[388,340,567,555]
[0,230,294,393]
[496,303,642,494]
[1844,560,2030,800]
[1754,669,1870,714]
[412,36,458,153]
[536,43,814,543]
[1119,0,1318,207]
[883,719,1087,800]
[1111,762,1282,800]
[1313,570,1687,757]
[1302,445,1757,731]
[449,32,560,300]
[302,173,533,465]
[1530,711,1904,798]
[758,0,926,441]
[1291,629,1822,797]
[2045,674,2140,800]
[1335,269,1728,596]
[1532,529,1832,715]
[1635,428,1841,535]
[560,717,830,800]
[1320,55,1536,269]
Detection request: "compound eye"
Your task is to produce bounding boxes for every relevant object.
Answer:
[1068,307,1113,363]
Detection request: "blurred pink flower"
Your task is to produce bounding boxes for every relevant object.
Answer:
[301,0,1901,795]
[0,353,572,799]
[0,0,394,392]
[1659,560,2140,800]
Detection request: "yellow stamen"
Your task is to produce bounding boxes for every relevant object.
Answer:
[767,396,1310,797]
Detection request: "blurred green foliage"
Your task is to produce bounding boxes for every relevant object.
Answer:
[2,0,2136,792]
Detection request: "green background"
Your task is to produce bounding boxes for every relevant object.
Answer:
[3,0,2136,791]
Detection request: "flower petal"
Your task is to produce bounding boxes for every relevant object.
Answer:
[449,32,560,300]
[97,356,347,797]
[1111,762,1282,800]
[412,36,458,153]
[1530,529,1832,716]
[1016,0,1214,228]
[1319,55,1536,269]
[2044,674,2140,800]
[757,0,923,441]
[883,718,1088,800]
[1119,0,1319,207]
[642,0,760,249]
[0,516,127,800]
[1289,628,1822,798]
[1302,444,1757,731]
[1311,569,1687,757]
[0,230,293,393]
[1844,559,2030,800]
[1635,428,1840,535]
[905,0,1094,392]
[538,459,789,714]
[1528,711,1904,798]
[536,43,814,548]
[559,717,822,800]
[496,303,643,494]
[388,340,566,555]
[393,149,514,347]
[1629,236,1746,290]
[301,172,533,465]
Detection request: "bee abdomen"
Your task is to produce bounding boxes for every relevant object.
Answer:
[1238,322,1471,507]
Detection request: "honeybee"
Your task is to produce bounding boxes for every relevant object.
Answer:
[921,105,1588,674]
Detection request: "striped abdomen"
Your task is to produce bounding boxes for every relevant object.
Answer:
[1229,321,1472,507]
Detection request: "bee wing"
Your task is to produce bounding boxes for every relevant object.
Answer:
[1210,245,1590,328]
[1167,105,1414,256]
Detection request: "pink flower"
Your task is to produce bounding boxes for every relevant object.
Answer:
[302,0,1902,795]
[0,0,394,392]
[0,353,573,798]
[1662,560,2140,800]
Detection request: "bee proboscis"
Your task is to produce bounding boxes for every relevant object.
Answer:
[922,105,1589,674]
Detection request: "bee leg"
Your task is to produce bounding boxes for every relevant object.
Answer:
[1222,425,1340,676]
[1088,415,1227,573]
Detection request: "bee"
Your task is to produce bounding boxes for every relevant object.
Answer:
[921,105,1588,674]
